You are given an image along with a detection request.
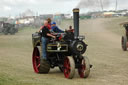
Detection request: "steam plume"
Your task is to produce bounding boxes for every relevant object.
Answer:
[76,0,110,10]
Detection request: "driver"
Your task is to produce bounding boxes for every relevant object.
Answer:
[39,20,56,60]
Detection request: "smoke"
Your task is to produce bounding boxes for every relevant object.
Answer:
[76,0,110,10]
[53,0,75,2]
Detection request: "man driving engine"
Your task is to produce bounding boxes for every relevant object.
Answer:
[39,20,56,60]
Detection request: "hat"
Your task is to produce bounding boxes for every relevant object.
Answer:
[51,22,56,25]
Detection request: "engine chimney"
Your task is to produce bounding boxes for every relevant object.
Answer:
[73,8,79,38]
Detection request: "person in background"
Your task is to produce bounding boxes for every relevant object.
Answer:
[39,20,56,60]
[39,18,52,32]
[47,18,52,30]
[68,25,74,32]
[51,22,64,33]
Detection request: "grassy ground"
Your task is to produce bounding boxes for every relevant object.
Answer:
[0,27,36,85]
[0,17,128,85]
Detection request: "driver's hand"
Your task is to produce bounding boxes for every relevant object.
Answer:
[52,36,56,39]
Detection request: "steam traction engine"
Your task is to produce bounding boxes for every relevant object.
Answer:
[0,22,18,35]
[32,8,91,79]
[121,22,128,51]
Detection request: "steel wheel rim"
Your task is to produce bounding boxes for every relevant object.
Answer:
[64,57,71,78]
[32,47,40,73]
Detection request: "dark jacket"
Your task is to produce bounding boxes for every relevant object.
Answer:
[51,26,64,33]
[41,26,51,39]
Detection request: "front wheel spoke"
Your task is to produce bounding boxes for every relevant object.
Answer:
[64,69,67,73]
[82,65,85,69]
[67,69,70,74]
[81,69,84,73]
[67,65,70,69]
[67,61,69,65]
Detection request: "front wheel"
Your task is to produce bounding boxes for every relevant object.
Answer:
[78,56,90,78]
[63,56,75,79]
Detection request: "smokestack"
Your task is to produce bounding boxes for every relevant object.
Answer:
[73,8,79,38]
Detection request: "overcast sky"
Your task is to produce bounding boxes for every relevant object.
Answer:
[0,0,128,17]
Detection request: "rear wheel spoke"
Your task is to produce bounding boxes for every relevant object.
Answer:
[32,47,41,73]
[36,56,39,59]
[37,64,40,68]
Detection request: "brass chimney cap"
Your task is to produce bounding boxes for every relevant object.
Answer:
[73,8,79,12]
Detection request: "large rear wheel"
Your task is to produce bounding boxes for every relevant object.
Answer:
[78,56,90,78]
[32,46,50,73]
[121,36,127,51]
[39,59,50,73]
[63,56,75,79]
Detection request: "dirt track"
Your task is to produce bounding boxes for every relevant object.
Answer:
[81,18,128,85]
[0,18,128,85]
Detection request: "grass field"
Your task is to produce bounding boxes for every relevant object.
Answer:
[0,17,128,85]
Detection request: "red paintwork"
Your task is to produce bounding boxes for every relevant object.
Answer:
[64,57,71,78]
[59,34,62,40]
[78,59,86,78]
[32,47,40,73]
